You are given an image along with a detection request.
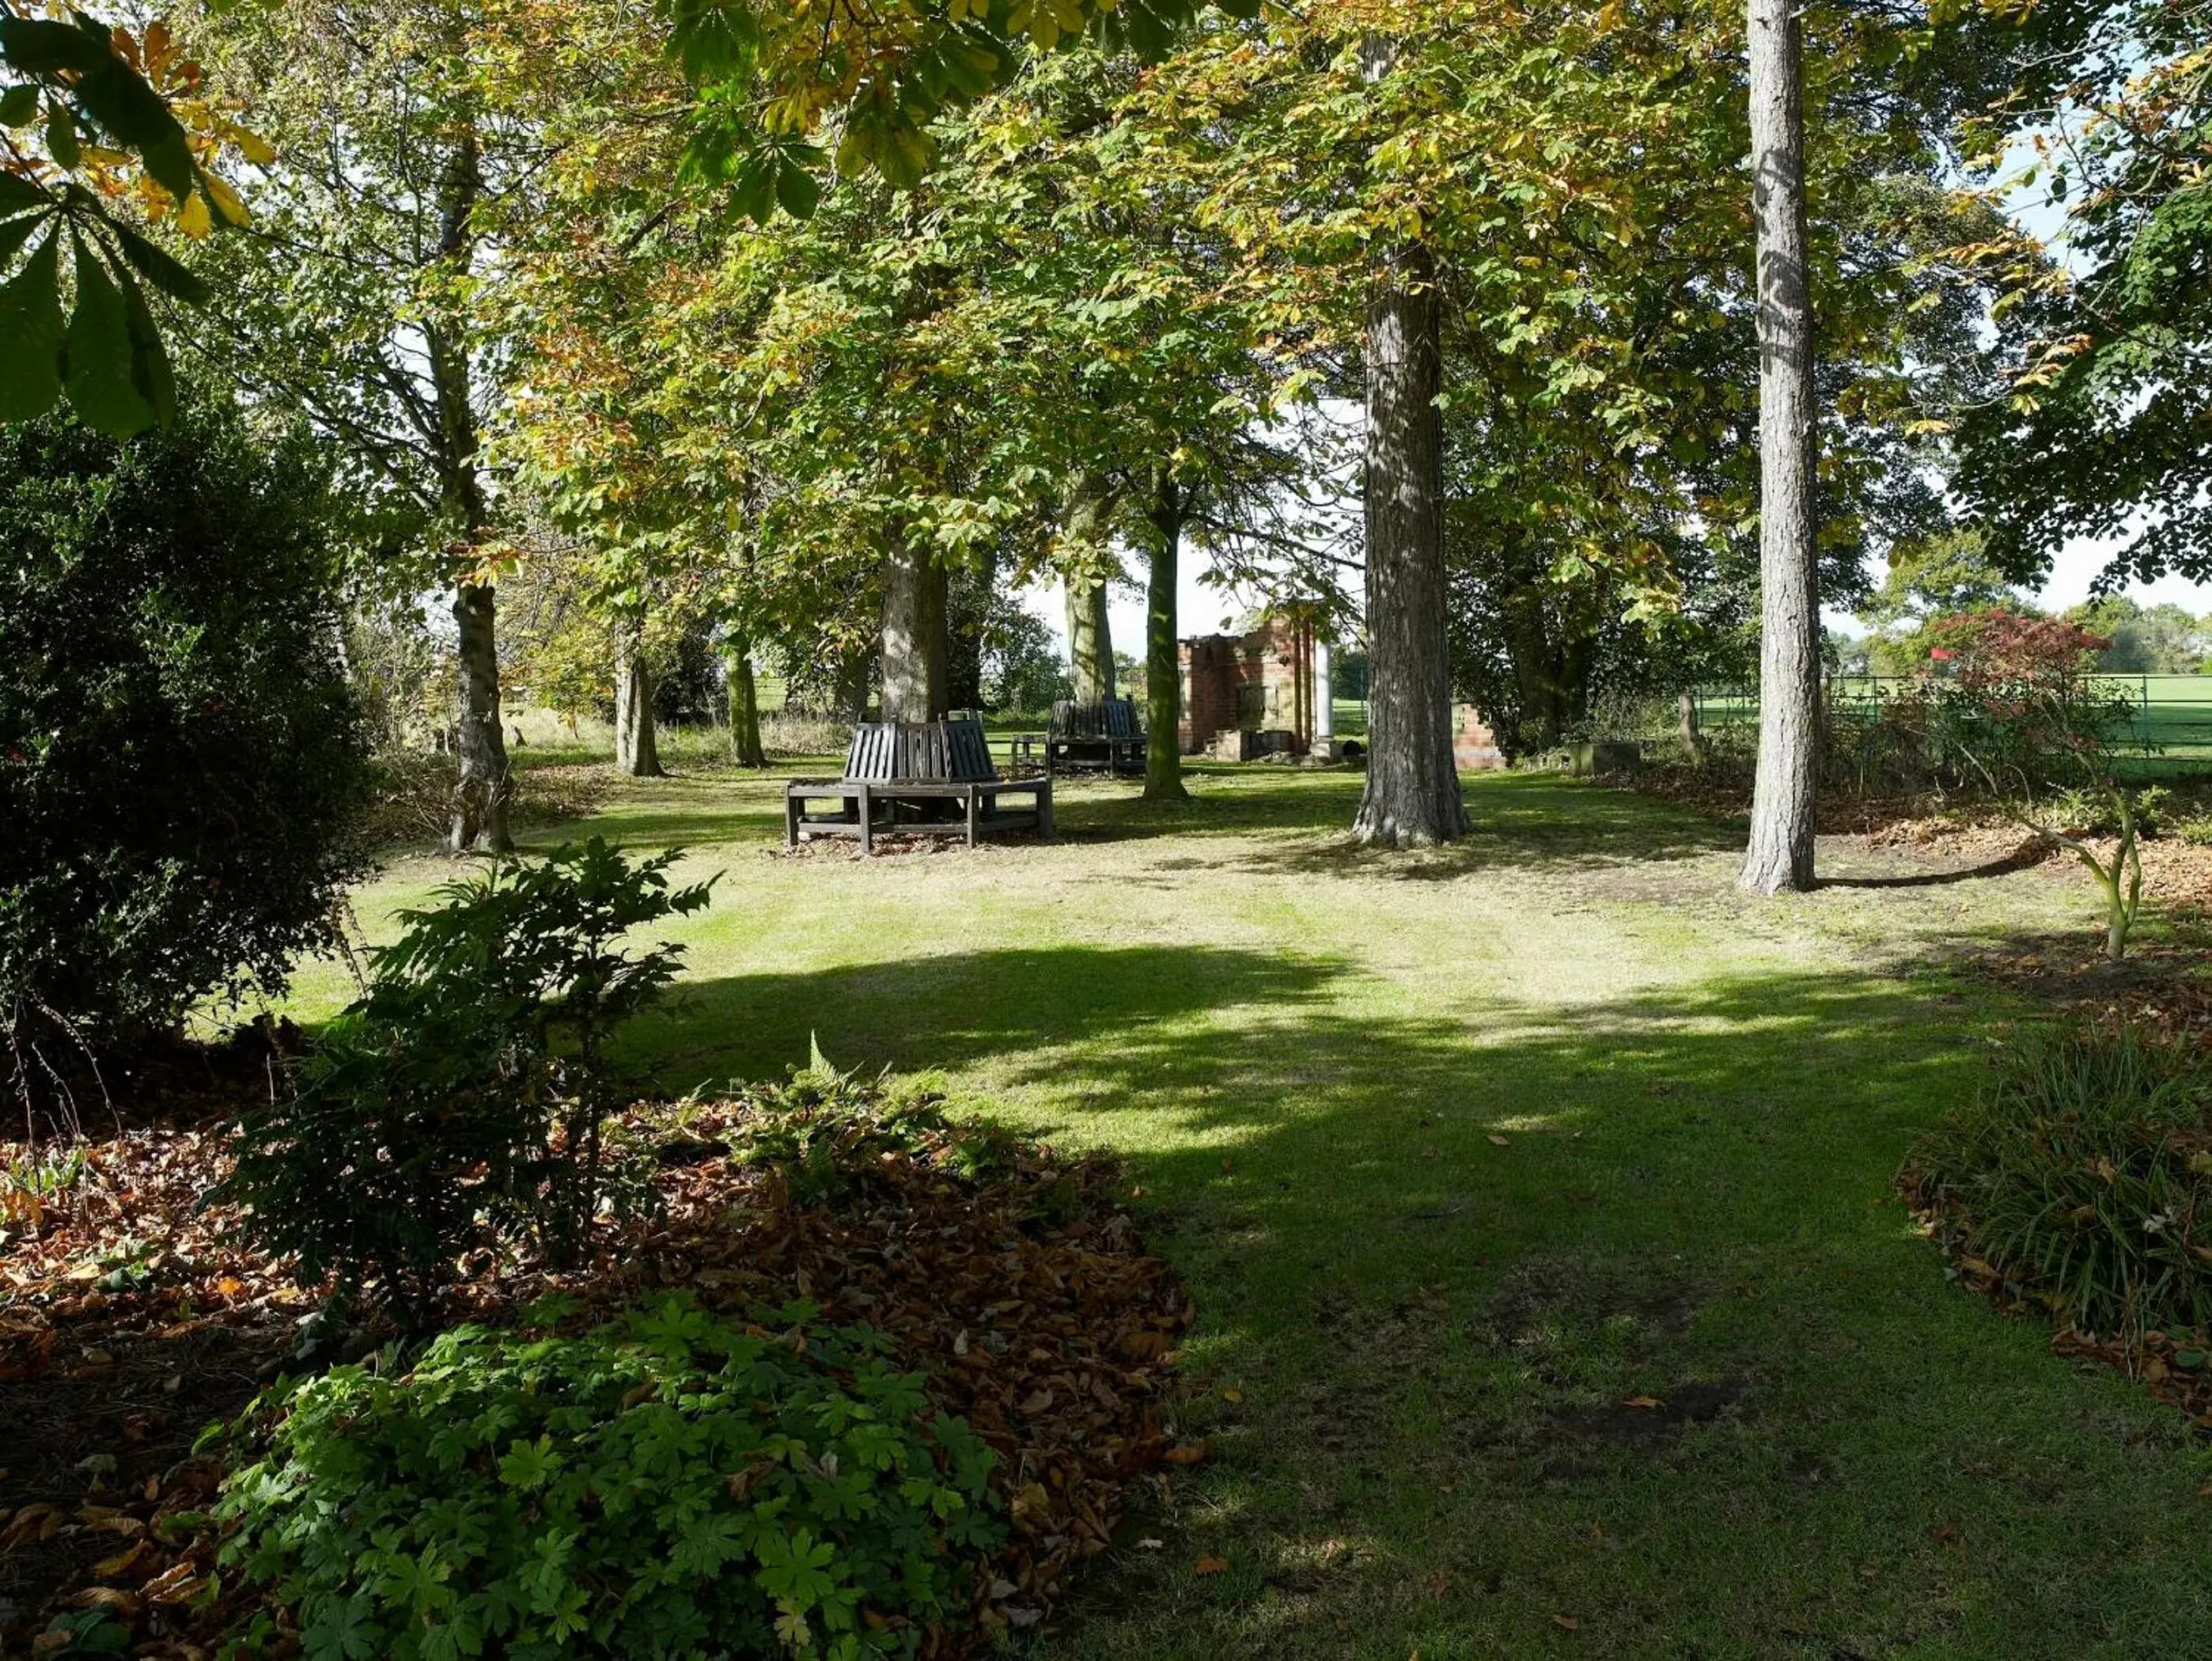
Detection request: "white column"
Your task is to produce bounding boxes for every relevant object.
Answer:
[1312,640,1335,745]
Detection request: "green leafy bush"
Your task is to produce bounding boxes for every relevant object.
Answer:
[1905,1026,2212,1339]
[214,1295,1002,1660]
[726,1056,1034,1209]
[0,396,369,1126]
[218,840,712,1315]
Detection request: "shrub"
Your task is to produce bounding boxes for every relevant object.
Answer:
[725,1055,1037,1211]
[214,1295,1003,1660]
[1904,1026,2212,1339]
[1910,605,2134,791]
[0,398,370,1127]
[218,840,713,1315]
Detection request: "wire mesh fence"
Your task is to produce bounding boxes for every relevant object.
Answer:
[1689,675,2212,773]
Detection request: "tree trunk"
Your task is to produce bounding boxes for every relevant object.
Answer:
[836,650,872,723]
[613,615,664,777]
[1353,37,1468,849]
[1143,473,1189,802]
[430,124,510,855]
[1066,578,1114,703]
[448,582,509,851]
[1679,691,1704,759]
[727,637,767,768]
[881,537,949,722]
[1740,0,1820,894]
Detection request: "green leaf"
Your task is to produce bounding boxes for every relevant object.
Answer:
[105,218,208,305]
[0,17,112,77]
[0,227,63,421]
[114,256,176,428]
[0,169,49,216]
[729,150,775,226]
[0,83,37,127]
[0,206,46,267]
[771,153,820,221]
[62,230,157,438]
[46,103,78,169]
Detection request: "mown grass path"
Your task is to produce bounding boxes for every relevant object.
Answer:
[300,767,2212,1658]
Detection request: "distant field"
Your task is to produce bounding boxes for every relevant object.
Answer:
[1691,674,2212,769]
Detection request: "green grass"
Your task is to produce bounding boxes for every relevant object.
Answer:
[288,764,2212,1658]
[1691,675,2212,772]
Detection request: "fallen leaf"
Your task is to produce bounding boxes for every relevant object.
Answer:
[1194,1555,1229,1576]
[1553,1614,1581,1630]
[1220,1386,1243,1404]
[1622,1396,1664,1410]
[1487,1135,1510,1147]
[89,1540,150,1579]
[1163,1441,1211,1465]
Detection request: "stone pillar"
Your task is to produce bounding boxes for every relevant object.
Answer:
[1314,640,1335,747]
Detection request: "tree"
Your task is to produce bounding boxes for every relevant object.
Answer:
[187,0,519,850]
[1,11,255,437]
[1738,0,1821,894]
[1352,34,1464,846]
[1953,0,2212,588]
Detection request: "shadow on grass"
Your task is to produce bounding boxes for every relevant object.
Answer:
[1819,847,2047,889]
[1040,770,1744,878]
[624,939,2212,1653]
[630,944,1349,1089]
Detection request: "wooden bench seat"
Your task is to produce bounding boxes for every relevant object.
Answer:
[784,776,1053,854]
[1045,698,1146,776]
[786,719,1053,855]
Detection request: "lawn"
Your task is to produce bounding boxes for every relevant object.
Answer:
[294,764,2212,1659]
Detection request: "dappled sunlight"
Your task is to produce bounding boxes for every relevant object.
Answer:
[253,764,2212,1656]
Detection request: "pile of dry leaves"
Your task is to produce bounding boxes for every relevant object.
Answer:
[2,1091,1195,1656]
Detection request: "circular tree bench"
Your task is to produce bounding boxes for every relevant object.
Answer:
[786,719,1054,855]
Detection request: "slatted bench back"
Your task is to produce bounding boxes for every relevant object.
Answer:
[1049,698,1145,741]
[843,719,997,783]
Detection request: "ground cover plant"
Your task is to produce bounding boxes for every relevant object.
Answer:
[215,1299,1004,1660]
[0,1048,1195,1656]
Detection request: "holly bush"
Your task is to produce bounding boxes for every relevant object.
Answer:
[214,1296,1003,1661]
[0,396,368,1124]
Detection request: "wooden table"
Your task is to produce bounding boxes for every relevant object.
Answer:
[784,776,1054,855]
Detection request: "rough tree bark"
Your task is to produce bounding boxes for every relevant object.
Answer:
[1739,0,1820,894]
[613,615,664,777]
[726,636,767,767]
[836,650,873,723]
[1062,488,1115,703]
[1143,472,1189,803]
[430,125,510,855]
[1066,578,1114,703]
[881,537,949,722]
[1351,38,1468,849]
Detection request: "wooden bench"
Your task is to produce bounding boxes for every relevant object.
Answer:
[1045,698,1146,776]
[786,719,1053,855]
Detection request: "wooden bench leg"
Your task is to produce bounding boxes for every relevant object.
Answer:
[1038,778,1055,841]
[858,783,873,856]
[785,792,800,849]
[965,784,979,849]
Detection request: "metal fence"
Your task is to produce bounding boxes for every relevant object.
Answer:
[1690,673,2212,770]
